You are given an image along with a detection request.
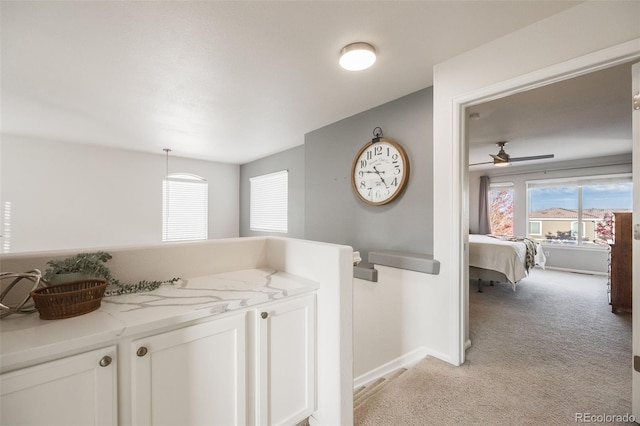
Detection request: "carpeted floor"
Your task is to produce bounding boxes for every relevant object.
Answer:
[354,268,632,425]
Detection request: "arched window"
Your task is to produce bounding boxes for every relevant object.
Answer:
[162,173,208,242]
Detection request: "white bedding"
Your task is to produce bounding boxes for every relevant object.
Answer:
[469,234,528,289]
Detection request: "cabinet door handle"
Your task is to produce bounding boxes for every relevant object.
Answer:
[137,347,148,357]
[99,356,112,367]
[261,312,269,319]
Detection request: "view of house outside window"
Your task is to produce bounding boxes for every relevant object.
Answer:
[527,176,632,246]
[488,183,514,236]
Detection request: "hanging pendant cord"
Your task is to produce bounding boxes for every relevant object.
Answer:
[163,148,171,176]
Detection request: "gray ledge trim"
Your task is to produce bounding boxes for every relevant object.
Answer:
[368,250,440,275]
[353,262,378,282]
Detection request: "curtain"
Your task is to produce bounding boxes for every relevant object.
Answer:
[478,175,491,234]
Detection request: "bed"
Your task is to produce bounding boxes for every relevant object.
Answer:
[468,234,545,291]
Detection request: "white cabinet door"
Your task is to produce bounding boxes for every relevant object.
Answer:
[0,346,117,426]
[131,313,247,426]
[256,294,316,426]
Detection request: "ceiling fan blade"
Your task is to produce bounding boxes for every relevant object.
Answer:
[490,154,509,162]
[509,154,555,162]
[469,160,494,166]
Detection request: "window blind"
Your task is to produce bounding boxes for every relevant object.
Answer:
[489,181,514,188]
[250,170,288,233]
[527,173,631,188]
[163,174,208,242]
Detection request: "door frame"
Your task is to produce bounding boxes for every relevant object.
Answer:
[631,61,639,420]
[457,40,640,362]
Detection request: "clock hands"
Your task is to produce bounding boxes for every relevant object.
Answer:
[373,166,388,188]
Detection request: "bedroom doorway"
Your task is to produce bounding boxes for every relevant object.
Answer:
[461,51,640,416]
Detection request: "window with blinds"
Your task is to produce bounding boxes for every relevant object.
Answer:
[162,173,208,242]
[250,170,288,233]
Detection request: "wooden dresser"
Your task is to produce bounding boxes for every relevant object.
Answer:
[609,212,632,313]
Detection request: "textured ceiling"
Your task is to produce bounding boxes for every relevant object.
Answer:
[467,62,633,170]
[1,1,582,164]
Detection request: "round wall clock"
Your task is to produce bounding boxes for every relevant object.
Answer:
[351,137,410,205]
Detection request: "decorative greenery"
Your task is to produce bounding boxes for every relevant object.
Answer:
[105,277,181,297]
[44,251,179,296]
[44,251,114,282]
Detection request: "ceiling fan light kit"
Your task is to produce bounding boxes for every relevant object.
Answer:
[491,141,511,166]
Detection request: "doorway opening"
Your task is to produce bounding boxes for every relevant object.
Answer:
[459,52,639,359]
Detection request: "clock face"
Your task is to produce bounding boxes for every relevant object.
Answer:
[351,138,409,205]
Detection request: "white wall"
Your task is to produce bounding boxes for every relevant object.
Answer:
[0,135,239,253]
[433,2,640,365]
[353,266,443,384]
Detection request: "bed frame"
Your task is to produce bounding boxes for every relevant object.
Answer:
[469,266,510,293]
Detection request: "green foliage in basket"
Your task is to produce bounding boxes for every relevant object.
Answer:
[44,251,114,282]
[44,251,179,296]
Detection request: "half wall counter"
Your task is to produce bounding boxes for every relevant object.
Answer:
[0,237,354,426]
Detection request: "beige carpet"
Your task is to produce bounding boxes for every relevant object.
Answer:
[354,268,632,425]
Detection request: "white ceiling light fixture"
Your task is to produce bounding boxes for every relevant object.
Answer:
[339,42,376,71]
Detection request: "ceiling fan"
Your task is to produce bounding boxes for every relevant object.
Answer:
[469,141,554,167]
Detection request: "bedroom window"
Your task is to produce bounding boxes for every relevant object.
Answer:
[163,173,208,242]
[488,182,514,236]
[527,174,632,246]
[250,170,288,233]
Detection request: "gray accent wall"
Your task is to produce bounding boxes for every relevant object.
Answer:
[304,88,433,258]
[239,145,305,238]
[239,88,434,259]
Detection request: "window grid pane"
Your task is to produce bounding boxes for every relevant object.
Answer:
[250,170,288,233]
[163,176,208,242]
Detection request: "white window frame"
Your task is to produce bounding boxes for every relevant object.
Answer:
[570,221,587,238]
[163,173,208,242]
[528,220,542,235]
[526,173,632,246]
[250,170,288,233]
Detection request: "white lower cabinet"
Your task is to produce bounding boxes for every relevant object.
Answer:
[0,293,316,426]
[131,313,247,426]
[0,346,117,426]
[255,294,316,426]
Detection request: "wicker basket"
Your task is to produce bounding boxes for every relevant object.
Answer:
[30,279,108,320]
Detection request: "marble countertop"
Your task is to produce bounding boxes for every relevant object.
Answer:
[0,267,318,373]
